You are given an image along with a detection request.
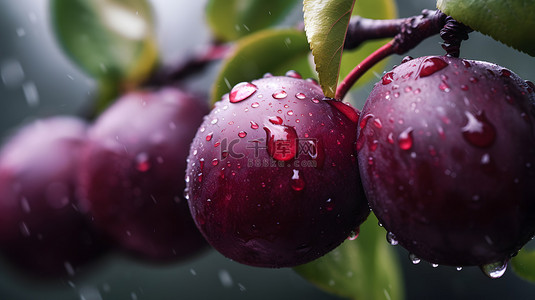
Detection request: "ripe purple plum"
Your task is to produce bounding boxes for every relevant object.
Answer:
[185,72,369,268]
[78,87,209,261]
[357,55,535,271]
[0,117,108,278]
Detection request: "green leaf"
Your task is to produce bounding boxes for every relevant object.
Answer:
[206,0,302,42]
[511,248,535,282]
[211,29,314,104]
[50,0,159,85]
[437,0,535,57]
[304,0,356,98]
[294,214,404,300]
[339,0,397,90]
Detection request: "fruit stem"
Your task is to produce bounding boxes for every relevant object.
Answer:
[336,40,394,100]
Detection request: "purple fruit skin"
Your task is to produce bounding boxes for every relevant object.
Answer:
[185,76,369,268]
[78,87,209,261]
[358,56,535,266]
[0,117,108,278]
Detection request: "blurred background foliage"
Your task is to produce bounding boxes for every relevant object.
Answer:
[1,0,535,299]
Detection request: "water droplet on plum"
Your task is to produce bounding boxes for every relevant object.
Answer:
[229,82,257,103]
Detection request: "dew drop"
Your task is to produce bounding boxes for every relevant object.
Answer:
[264,125,298,161]
[401,56,413,63]
[285,70,302,79]
[269,116,283,125]
[250,121,259,129]
[325,198,334,211]
[136,152,151,172]
[359,113,374,129]
[432,263,439,268]
[211,118,218,125]
[461,111,496,148]
[418,57,448,78]
[311,98,320,104]
[238,131,247,138]
[439,81,451,92]
[382,71,394,85]
[469,77,478,83]
[409,253,421,264]
[287,110,294,116]
[480,260,508,279]
[500,69,512,78]
[295,93,306,100]
[373,118,382,128]
[386,232,398,245]
[206,133,213,141]
[327,100,359,123]
[212,158,219,166]
[461,84,469,91]
[306,78,319,85]
[387,132,395,144]
[251,102,260,108]
[263,72,273,78]
[370,140,379,151]
[462,60,471,68]
[291,169,305,191]
[229,82,257,103]
[272,90,288,99]
[456,266,463,271]
[398,127,414,150]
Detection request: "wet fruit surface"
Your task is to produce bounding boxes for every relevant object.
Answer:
[185,74,369,268]
[0,117,108,278]
[358,56,535,267]
[78,87,209,261]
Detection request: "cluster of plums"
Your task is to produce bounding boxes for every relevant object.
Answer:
[1,54,534,280]
[185,56,535,276]
[0,86,209,279]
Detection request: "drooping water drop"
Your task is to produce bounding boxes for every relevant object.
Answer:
[136,152,151,172]
[348,227,360,240]
[264,125,298,161]
[461,111,496,148]
[409,253,421,264]
[398,127,414,150]
[418,57,448,78]
[382,71,394,85]
[327,100,359,123]
[386,232,398,245]
[250,121,259,129]
[291,169,305,191]
[272,90,288,99]
[480,260,508,279]
[359,113,374,129]
[229,82,257,103]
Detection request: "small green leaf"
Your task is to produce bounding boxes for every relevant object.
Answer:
[340,0,397,90]
[51,0,159,85]
[294,214,404,300]
[211,29,314,104]
[437,0,535,57]
[512,248,535,282]
[206,0,302,42]
[304,0,356,98]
